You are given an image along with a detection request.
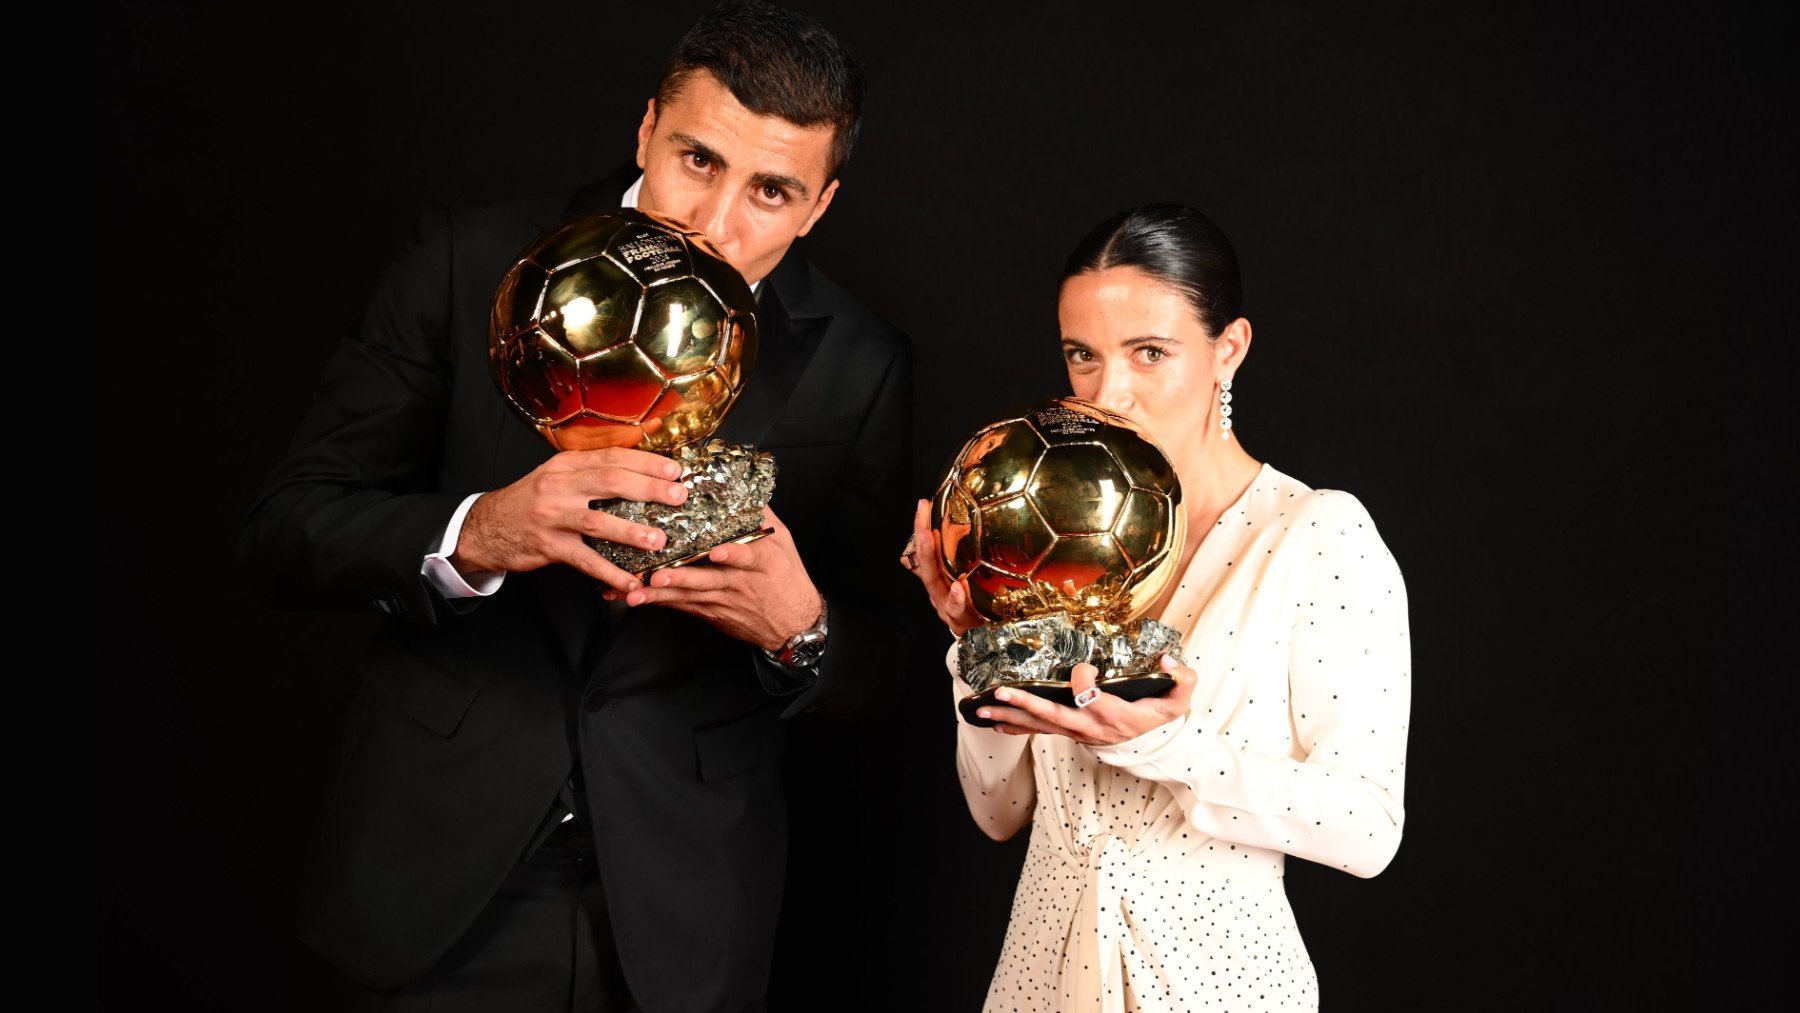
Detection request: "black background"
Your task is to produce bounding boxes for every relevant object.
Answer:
[98,1,1784,1009]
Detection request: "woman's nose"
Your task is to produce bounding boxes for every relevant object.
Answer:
[1093,371,1134,415]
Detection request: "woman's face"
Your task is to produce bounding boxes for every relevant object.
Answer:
[1058,266,1241,464]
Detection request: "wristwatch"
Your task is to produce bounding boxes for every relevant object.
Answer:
[765,595,829,669]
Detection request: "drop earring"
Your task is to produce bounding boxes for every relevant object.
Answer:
[1219,379,1234,439]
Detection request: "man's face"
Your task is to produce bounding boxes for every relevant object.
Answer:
[635,70,840,287]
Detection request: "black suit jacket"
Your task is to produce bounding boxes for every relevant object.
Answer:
[239,164,913,1011]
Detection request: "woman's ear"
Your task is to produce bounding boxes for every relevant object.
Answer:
[1216,317,1252,378]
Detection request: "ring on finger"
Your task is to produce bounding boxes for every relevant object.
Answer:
[1072,686,1102,709]
[899,533,919,570]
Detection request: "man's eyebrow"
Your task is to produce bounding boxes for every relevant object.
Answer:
[666,132,813,201]
[669,133,727,169]
[748,171,811,202]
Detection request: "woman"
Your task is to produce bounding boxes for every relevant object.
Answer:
[904,205,1410,1012]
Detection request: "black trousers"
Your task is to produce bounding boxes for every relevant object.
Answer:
[331,810,637,1012]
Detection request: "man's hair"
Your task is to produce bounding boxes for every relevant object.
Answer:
[656,1,864,182]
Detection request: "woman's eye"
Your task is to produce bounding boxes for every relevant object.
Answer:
[1140,347,1165,363]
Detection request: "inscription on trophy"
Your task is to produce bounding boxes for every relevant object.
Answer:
[1031,404,1104,438]
[617,233,685,274]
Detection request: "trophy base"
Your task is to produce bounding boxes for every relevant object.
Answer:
[959,674,1176,728]
[955,613,1185,729]
[585,440,777,580]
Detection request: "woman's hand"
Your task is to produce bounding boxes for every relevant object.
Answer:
[973,654,1197,746]
[900,498,982,637]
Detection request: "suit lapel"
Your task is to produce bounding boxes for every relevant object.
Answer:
[715,250,832,447]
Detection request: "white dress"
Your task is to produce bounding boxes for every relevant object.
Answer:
[952,464,1410,1013]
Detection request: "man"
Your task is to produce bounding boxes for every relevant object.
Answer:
[239,4,911,1010]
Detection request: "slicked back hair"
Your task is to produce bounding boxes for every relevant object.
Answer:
[1062,205,1244,338]
[656,1,864,182]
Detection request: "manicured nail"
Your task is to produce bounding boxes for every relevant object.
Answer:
[995,689,1011,702]
[976,708,990,719]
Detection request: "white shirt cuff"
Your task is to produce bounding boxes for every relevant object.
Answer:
[420,493,505,599]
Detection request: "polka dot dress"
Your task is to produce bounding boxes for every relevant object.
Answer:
[952,465,1411,1013]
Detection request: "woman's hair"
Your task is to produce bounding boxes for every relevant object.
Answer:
[1060,204,1243,338]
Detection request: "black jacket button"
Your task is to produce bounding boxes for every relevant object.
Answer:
[582,688,608,712]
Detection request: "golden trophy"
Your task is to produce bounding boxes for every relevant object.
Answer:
[488,208,773,578]
[931,397,1187,726]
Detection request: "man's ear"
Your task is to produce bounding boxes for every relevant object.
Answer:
[796,179,841,238]
[635,99,657,170]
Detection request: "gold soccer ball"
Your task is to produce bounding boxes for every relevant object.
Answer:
[931,397,1186,625]
[488,209,758,452]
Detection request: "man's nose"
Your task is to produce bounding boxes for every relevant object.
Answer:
[686,189,735,254]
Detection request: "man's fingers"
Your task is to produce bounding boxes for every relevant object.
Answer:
[562,446,683,480]
[648,563,732,592]
[625,583,712,608]
[570,508,668,554]
[707,538,767,570]
[580,467,688,507]
[557,540,642,593]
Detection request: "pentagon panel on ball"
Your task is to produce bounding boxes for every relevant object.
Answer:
[489,208,758,453]
[487,208,775,578]
[931,396,1189,726]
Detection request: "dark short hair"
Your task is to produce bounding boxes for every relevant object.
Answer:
[1061,205,1244,338]
[656,1,864,182]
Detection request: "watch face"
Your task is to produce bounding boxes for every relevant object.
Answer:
[786,635,826,667]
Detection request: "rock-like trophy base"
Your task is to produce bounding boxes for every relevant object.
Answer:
[957,614,1185,728]
[585,440,777,579]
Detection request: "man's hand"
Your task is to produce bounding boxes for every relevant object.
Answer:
[616,507,822,652]
[971,654,1197,746]
[452,447,689,593]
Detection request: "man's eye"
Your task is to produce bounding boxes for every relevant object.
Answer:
[686,152,711,169]
[760,185,787,203]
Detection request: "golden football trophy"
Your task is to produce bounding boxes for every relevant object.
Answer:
[488,208,773,578]
[932,397,1187,726]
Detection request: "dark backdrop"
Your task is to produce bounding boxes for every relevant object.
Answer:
[97,1,1784,1009]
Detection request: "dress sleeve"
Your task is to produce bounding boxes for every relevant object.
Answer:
[948,642,1035,841]
[1091,491,1411,877]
